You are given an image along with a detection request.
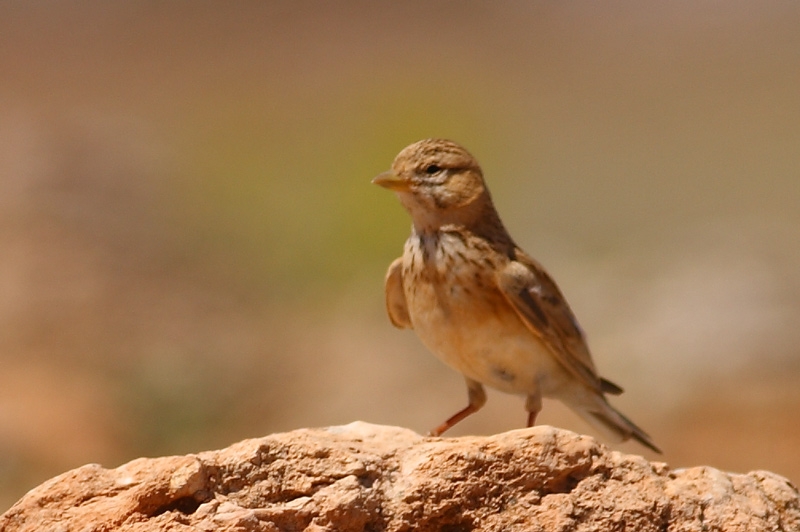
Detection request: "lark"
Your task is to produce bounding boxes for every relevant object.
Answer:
[373,138,660,453]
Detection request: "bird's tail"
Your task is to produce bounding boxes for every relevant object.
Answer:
[575,396,662,454]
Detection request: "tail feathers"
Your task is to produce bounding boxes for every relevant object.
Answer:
[600,378,624,395]
[577,400,662,454]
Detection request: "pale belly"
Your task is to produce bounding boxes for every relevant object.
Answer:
[403,257,572,398]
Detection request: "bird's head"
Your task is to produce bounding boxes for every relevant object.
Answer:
[372,139,493,232]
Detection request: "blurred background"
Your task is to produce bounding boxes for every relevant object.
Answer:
[1,1,799,510]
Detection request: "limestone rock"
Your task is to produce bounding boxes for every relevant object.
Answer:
[2,422,798,531]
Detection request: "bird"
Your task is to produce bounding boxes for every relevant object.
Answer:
[372,138,661,453]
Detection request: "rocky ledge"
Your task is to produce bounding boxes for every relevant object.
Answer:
[1,422,798,531]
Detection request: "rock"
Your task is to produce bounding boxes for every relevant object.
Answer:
[1,422,798,532]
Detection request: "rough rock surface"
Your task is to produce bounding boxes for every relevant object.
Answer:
[2,423,798,532]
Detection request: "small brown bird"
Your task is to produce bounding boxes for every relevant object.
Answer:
[373,138,660,453]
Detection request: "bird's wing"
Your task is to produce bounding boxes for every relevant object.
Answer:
[385,257,413,329]
[496,251,605,393]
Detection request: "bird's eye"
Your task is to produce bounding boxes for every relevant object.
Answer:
[424,164,442,174]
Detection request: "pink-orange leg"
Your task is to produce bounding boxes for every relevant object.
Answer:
[429,379,487,437]
[525,392,542,428]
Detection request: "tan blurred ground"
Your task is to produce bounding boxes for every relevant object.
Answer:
[1,1,799,511]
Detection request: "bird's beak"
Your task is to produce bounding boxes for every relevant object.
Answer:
[372,170,410,192]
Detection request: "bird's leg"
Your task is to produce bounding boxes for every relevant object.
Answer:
[429,379,486,437]
[525,392,542,428]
